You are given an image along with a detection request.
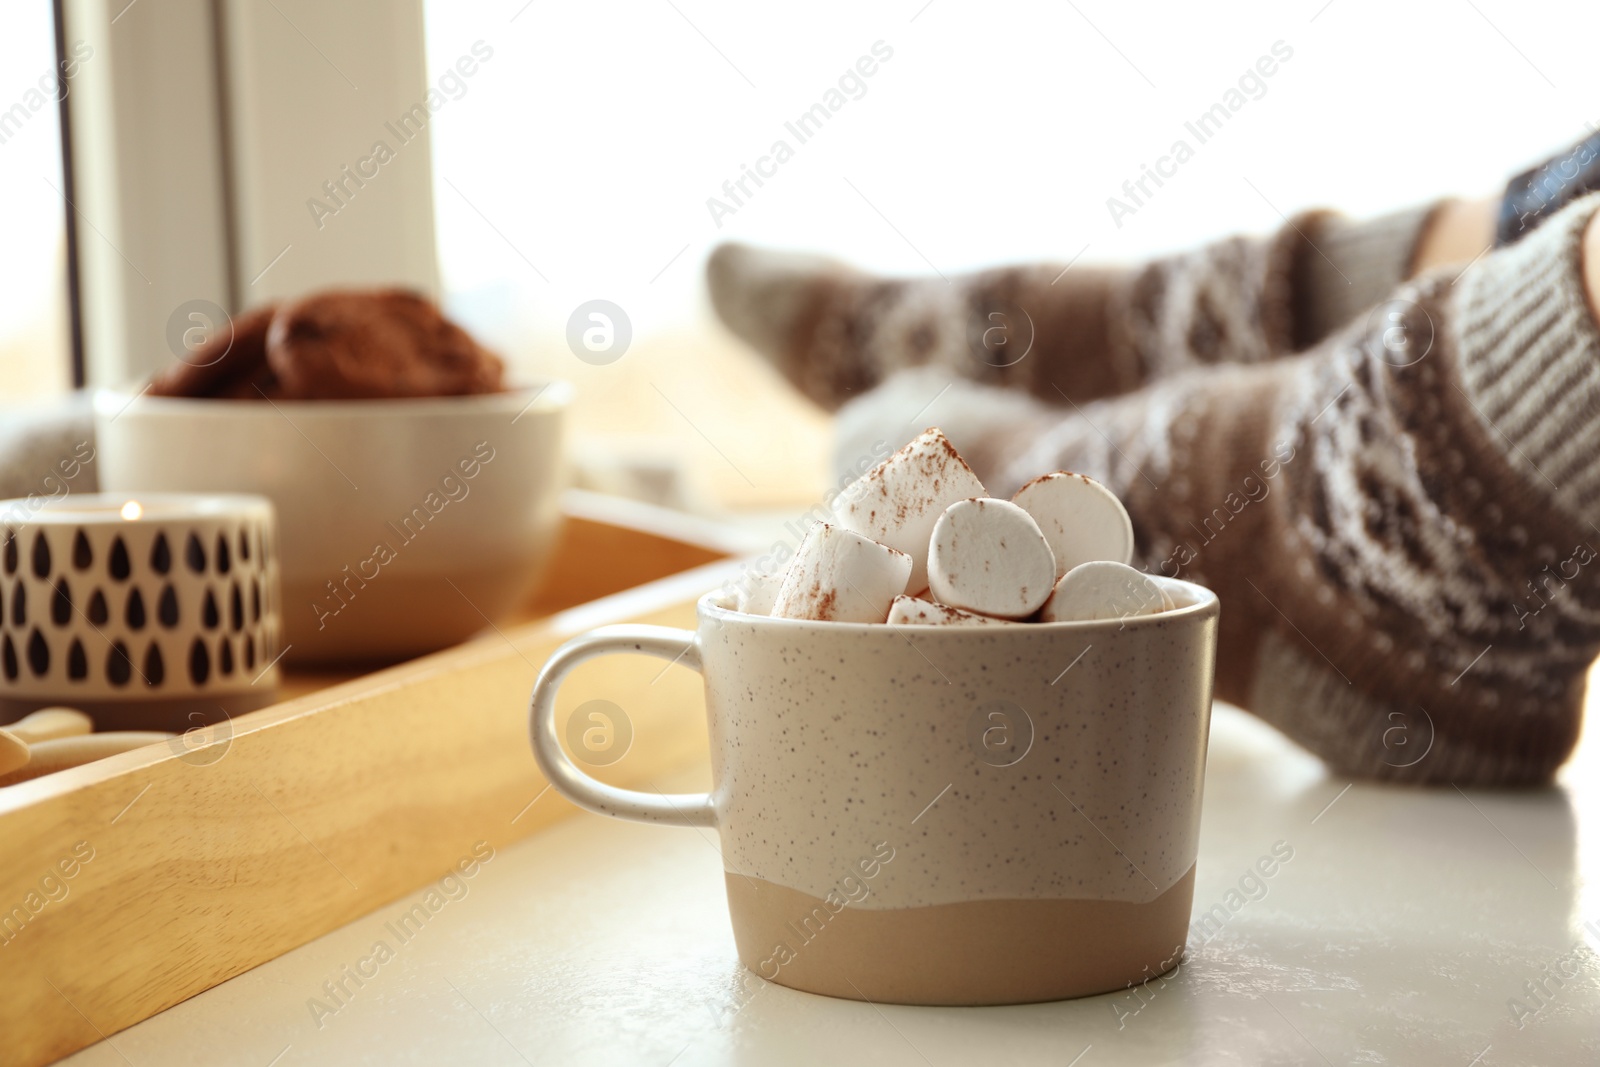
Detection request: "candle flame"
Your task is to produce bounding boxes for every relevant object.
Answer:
[120,500,143,521]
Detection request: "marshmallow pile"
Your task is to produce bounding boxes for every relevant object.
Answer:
[735,429,1175,626]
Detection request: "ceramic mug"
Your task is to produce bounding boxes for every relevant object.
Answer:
[529,578,1220,1006]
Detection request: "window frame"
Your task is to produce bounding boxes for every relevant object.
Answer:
[59,0,439,390]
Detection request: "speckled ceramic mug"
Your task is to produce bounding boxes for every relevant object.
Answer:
[529,577,1219,1006]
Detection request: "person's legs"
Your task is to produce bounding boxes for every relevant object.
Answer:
[821,195,1504,493]
[1410,196,1497,274]
[726,146,1599,785]
[961,194,1600,786]
[709,203,1449,411]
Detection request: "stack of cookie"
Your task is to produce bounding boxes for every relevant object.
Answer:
[150,289,505,400]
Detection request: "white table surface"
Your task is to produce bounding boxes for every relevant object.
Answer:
[60,699,1600,1067]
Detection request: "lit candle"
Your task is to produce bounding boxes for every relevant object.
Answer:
[0,492,283,733]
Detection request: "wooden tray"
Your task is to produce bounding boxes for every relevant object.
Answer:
[0,491,752,1067]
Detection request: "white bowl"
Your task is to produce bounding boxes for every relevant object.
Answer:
[93,383,572,665]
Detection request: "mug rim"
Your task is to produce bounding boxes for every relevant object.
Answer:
[700,573,1219,633]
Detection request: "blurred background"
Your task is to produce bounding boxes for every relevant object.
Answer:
[5,0,1600,515]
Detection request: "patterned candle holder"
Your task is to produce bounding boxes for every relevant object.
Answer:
[0,493,282,732]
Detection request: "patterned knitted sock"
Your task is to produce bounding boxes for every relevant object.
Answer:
[981,194,1600,786]
[707,204,1437,411]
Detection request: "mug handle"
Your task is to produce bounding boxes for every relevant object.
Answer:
[528,624,716,827]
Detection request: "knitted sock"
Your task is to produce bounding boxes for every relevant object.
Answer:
[707,204,1438,411]
[972,194,1600,786]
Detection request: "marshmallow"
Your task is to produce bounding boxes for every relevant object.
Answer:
[927,498,1056,620]
[1012,472,1134,581]
[835,427,987,592]
[770,523,912,623]
[733,570,785,616]
[1038,560,1173,623]
[886,595,1008,627]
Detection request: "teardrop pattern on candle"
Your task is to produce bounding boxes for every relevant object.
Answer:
[109,536,131,580]
[189,637,210,686]
[26,629,49,676]
[88,589,109,626]
[1,515,280,698]
[51,578,71,626]
[186,532,206,574]
[143,642,165,686]
[31,532,50,579]
[125,587,147,630]
[158,584,179,627]
[106,641,132,686]
[150,532,172,574]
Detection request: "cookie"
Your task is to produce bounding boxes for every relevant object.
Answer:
[148,303,276,398]
[211,362,287,400]
[266,290,504,399]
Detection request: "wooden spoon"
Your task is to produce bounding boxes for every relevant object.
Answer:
[0,732,174,787]
[0,731,26,778]
[8,707,94,743]
[0,707,96,777]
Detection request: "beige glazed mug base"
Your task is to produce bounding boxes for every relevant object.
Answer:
[725,866,1195,1005]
